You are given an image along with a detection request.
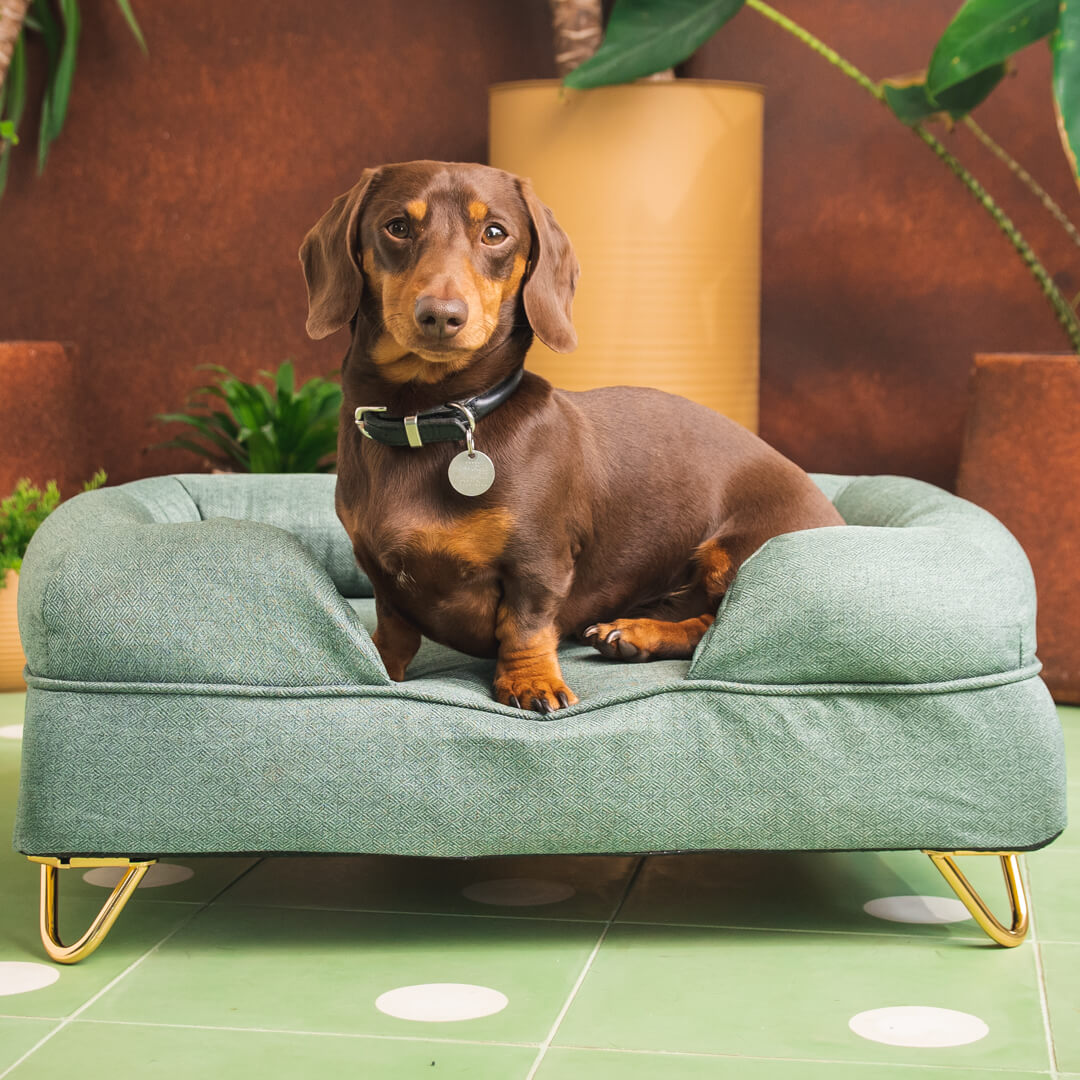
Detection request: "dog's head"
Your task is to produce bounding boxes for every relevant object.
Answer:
[299,161,578,377]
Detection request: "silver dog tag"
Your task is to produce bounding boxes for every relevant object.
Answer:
[448,449,495,496]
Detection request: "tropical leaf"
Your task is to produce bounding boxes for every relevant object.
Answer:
[882,63,1008,124]
[38,0,82,174]
[154,361,341,472]
[927,0,1057,97]
[113,0,147,53]
[1052,1,1080,187]
[564,0,747,89]
[0,36,26,198]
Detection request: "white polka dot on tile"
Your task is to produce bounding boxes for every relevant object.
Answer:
[0,962,60,996]
[462,877,576,907]
[863,895,972,924]
[0,724,22,739]
[83,863,194,889]
[375,983,508,1022]
[849,1005,989,1047]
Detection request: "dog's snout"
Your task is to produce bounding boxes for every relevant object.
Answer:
[414,295,469,340]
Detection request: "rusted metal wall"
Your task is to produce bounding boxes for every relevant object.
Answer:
[0,1,1075,490]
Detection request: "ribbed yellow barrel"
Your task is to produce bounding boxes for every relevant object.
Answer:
[489,79,763,431]
[0,571,26,691]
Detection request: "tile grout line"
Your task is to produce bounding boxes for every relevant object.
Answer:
[206,900,1007,943]
[1024,856,1061,1079]
[63,1016,542,1050]
[553,1042,1053,1074]
[0,858,265,1080]
[523,856,647,1080]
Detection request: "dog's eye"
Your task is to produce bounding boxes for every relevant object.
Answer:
[481,223,508,245]
[385,219,411,240]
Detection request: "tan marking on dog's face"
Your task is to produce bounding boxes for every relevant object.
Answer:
[357,165,535,375]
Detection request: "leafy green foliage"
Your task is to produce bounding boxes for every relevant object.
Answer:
[0,1,145,199]
[1052,1,1080,184]
[0,469,106,578]
[926,0,1056,97]
[564,0,746,89]
[154,361,343,474]
[882,63,1007,126]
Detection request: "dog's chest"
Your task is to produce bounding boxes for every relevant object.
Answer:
[364,507,514,592]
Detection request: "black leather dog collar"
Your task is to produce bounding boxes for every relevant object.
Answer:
[354,366,525,448]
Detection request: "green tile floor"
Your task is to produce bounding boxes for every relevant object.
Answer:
[0,690,1076,1079]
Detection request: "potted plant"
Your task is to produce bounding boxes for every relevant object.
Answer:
[0,470,104,691]
[152,360,343,473]
[557,0,1080,700]
[488,0,764,431]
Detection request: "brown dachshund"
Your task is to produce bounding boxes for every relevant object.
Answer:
[300,161,843,716]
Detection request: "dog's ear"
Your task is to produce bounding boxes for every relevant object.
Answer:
[299,168,380,340]
[518,179,579,353]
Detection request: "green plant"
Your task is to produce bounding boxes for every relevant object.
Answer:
[563,0,1080,354]
[154,361,344,474]
[0,0,146,200]
[0,468,105,579]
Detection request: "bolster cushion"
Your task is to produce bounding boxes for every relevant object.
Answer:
[17,483,387,688]
[688,475,1038,685]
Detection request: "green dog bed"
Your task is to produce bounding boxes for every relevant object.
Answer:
[12,472,1066,958]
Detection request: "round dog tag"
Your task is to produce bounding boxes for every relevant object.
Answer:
[448,450,495,496]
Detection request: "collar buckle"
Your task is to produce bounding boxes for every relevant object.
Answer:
[354,405,387,439]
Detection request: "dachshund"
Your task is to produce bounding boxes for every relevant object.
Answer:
[300,161,843,716]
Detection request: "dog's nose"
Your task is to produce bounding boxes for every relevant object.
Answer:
[414,295,469,340]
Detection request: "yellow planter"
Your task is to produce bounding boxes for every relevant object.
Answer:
[489,79,764,431]
[0,569,26,691]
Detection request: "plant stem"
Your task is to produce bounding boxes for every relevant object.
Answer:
[963,115,1080,252]
[745,0,1080,354]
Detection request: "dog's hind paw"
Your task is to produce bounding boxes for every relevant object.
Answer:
[583,615,714,662]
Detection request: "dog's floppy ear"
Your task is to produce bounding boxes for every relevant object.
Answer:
[299,168,380,340]
[518,179,579,353]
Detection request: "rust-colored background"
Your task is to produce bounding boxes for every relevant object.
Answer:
[1,0,1077,492]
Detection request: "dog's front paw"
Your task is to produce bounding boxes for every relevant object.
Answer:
[493,674,579,717]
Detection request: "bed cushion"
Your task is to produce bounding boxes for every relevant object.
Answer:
[13,472,1067,858]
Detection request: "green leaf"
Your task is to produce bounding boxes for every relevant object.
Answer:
[882,62,1007,124]
[38,0,82,175]
[564,0,747,89]
[1052,0,1080,187]
[0,36,27,201]
[927,0,1057,97]
[2,33,28,130]
[275,360,295,403]
[113,0,147,53]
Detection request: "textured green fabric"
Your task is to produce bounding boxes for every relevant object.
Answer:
[12,472,1068,858]
[691,475,1036,684]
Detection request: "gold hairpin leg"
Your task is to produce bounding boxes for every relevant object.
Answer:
[28,856,157,964]
[923,850,1029,947]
